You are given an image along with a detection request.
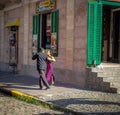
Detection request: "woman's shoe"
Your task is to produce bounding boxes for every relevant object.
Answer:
[45,87,50,90]
[50,82,54,86]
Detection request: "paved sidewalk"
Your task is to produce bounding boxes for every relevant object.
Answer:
[0,71,120,115]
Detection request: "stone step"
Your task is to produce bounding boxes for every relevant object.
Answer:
[91,67,120,73]
[97,72,120,77]
[101,63,120,68]
[117,88,120,94]
[88,65,120,94]
[103,77,120,82]
[110,82,120,88]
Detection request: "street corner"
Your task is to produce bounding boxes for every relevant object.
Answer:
[11,90,34,99]
[0,87,12,95]
[0,86,34,99]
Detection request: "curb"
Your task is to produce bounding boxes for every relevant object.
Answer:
[0,86,85,115]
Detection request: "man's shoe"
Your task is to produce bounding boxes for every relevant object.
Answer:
[39,87,43,90]
[44,87,50,90]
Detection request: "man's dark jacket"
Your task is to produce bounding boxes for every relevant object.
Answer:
[32,52,48,71]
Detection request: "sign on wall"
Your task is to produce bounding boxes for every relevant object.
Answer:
[36,0,56,13]
[51,32,57,54]
[32,35,38,55]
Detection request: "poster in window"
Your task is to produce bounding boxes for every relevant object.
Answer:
[32,35,38,55]
[9,32,16,65]
[51,32,57,54]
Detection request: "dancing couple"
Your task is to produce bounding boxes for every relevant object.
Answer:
[32,47,56,90]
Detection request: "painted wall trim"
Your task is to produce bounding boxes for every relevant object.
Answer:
[3,3,22,12]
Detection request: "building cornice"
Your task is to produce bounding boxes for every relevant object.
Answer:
[3,3,22,12]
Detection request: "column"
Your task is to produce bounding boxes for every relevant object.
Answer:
[23,3,29,64]
[66,0,74,70]
[0,11,4,62]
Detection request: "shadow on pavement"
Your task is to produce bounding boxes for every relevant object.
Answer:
[48,98,120,106]
[0,71,88,91]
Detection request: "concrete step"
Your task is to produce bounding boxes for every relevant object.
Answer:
[117,88,120,94]
[103,77,120,82]
[110,82,120,88]
[97,72,120,77]
[87,64,120,94]
[101,63,120,67]
[91,67,120,73]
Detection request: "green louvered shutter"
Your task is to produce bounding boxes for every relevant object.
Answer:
[51,10,59,56]
[32,14,40,55]
[87,2,102,65]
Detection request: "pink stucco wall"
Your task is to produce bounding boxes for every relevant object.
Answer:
[4,7,23,70]
[2,0,88,87]
[74,0,88,71]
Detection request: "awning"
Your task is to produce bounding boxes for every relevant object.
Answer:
[5,18,20,27]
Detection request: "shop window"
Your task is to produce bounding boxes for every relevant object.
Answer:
[41,13,51,49]
[8,26,18,71]
[32,10,59,56]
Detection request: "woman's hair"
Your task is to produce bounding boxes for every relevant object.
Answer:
[45,49,50,54]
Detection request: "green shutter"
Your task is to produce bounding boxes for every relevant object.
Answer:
[32,14,40,53]
[51,10,59,56]
[87,2,102,65]
[88,0,97,1]
[100,0,120,6]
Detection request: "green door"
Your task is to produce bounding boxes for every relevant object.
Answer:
[87,1,103,65]
[32,14,40,55]
[51,10,59,56]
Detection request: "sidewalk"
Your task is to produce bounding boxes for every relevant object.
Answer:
[0,71,120,115]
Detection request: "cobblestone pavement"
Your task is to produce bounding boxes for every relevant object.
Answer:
[0,92,71,115]
[0,71,120,115]
[41,86,120,114]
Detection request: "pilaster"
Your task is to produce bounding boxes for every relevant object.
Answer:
[0,11,4,61]
[66,0,74,70]
[23,3,29,64]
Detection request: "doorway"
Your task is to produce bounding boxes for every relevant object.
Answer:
[9,26,19,71]
[102,6,120,63]
[111,9,120,63]
[32,10,58,56]
[41,13,52,50]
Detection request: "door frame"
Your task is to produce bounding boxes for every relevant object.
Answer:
[109,8,120,62]
[87,0,120,65]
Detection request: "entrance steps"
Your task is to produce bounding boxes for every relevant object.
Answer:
[87,63,120,94]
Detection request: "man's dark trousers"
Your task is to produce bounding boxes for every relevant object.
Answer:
[38,69,50,89]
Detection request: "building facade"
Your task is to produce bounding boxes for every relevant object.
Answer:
[0,0,120,91]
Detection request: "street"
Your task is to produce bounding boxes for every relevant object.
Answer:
[0,71,120,115]
[0,92,70,115]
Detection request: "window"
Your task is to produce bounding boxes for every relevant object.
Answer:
[32,10,59,56]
